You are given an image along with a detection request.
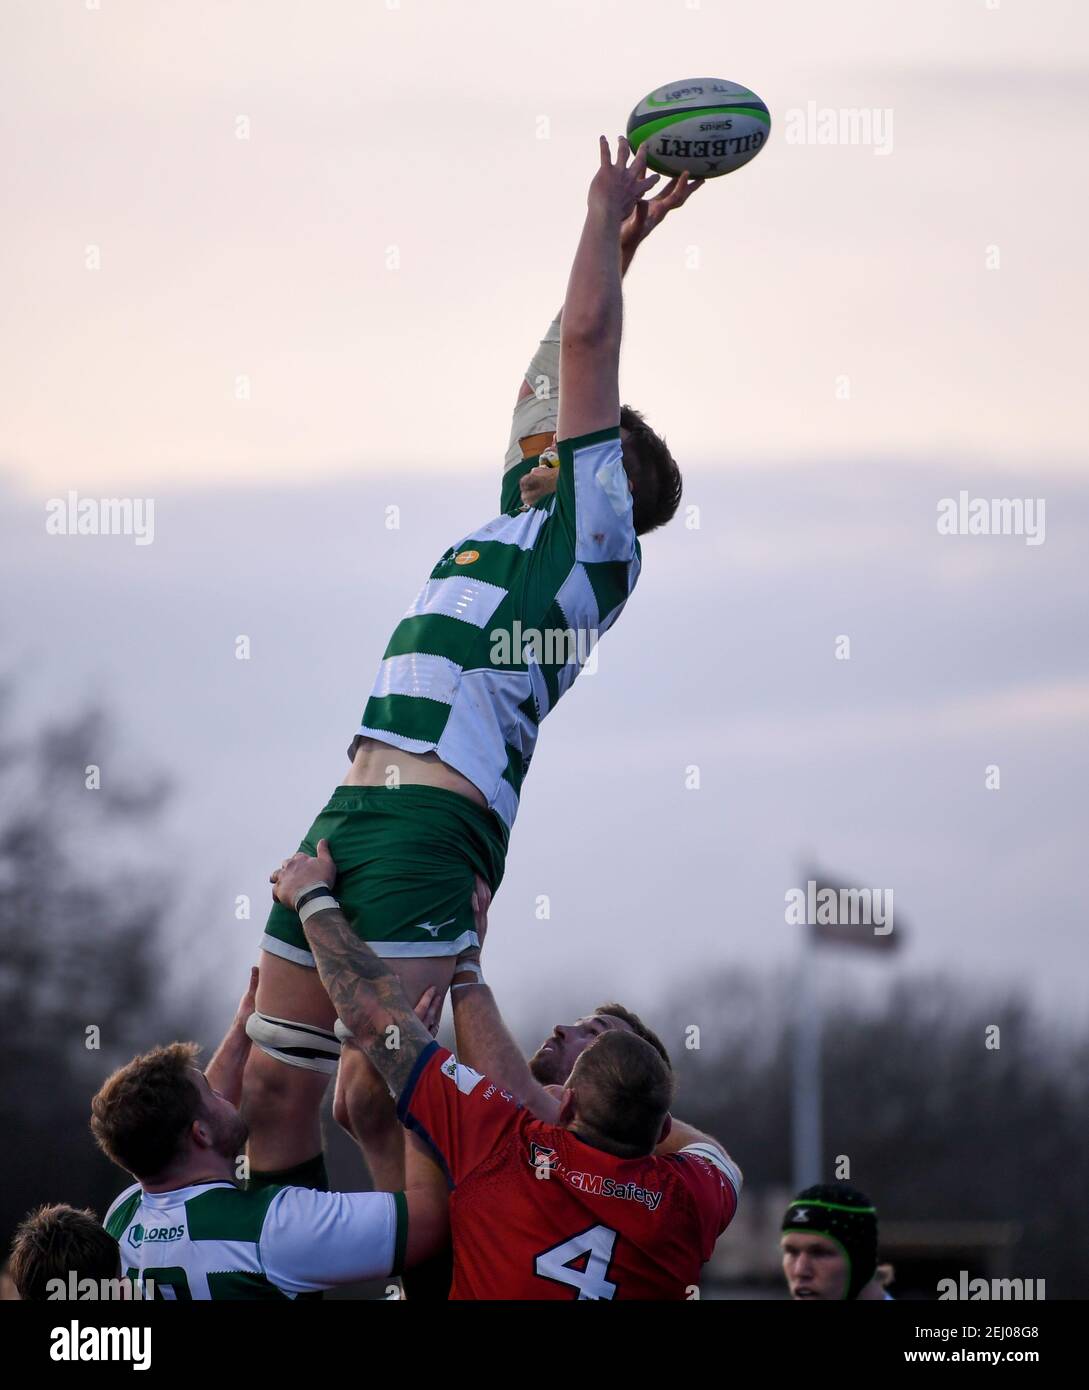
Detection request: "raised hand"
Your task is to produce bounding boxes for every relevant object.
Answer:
[620,169,705,258]
[587,135,660,224]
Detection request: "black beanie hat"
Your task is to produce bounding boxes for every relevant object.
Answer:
[781,1182,878,1300]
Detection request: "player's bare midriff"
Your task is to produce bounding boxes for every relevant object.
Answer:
[344,735,488,809]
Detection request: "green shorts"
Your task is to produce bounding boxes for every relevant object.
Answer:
[261,784,509,966]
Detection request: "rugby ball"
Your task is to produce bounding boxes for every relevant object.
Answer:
[626,77,770,179]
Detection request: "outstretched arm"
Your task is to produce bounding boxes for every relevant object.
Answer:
[270,842,433,1099]
[558,145,710,442]
[205,966,259,1106]
[453,980,560,1123]
[513,167,702,405]
[555,135,657,443]
[509,170,703,510]
[448,880,561,1122]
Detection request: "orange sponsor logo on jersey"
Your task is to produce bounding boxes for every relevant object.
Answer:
[454,549,480,566]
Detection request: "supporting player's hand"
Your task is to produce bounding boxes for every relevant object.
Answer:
[270,836,338,911]
[471,874,492,951]
[588,135,660,224]
[453,874,491,977]
[620,170,704,258]
[234,965,259,1029]
[519,463,559,508]
[414,985,444,1038]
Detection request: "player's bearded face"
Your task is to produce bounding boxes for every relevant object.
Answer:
[203,1097,249,1161]
[529,1015,626,1085]
[204,1095,247,1162]
[528,1035,570,1085]
[190,1069,248,1160]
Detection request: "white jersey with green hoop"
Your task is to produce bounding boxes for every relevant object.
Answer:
[357,316,640,831]
[104,1180,404,1300]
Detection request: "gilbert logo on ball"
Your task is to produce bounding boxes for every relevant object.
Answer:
[627,77,771,178]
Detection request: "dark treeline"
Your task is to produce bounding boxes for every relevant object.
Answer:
[0,695,210,1263]
[653,967,1089,1297]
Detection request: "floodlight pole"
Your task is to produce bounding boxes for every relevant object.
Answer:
[792,920,823,1191]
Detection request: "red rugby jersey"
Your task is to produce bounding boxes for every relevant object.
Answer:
[397,1043,740,1300]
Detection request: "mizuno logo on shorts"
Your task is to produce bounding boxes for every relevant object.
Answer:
[414,917,456,937]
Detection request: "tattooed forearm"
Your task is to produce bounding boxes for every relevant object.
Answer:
[301,907,431,1095]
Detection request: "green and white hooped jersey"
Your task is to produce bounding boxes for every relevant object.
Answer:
[104,1181,405,1300]
[358,321,640,831]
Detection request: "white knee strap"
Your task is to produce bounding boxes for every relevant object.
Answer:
[245,1011,341,1074]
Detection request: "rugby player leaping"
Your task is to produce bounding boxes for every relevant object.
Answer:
[242,138,704,1192]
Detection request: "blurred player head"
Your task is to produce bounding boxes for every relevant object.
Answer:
[780,1183,881,1300]
[91,1041,248,1183]
[8,1204,120,1300]
[557,1030,674,1157]
[620,405,682,535]
[529,1000,671,1086]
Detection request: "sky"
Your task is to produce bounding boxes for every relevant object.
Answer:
[2,0,1087,1030]
[3,0,1087,488]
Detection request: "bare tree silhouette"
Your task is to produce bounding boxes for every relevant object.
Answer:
[668,968,1089,1296]
[0,689,202,1255]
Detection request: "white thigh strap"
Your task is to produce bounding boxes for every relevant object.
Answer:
[245,1012,341,1074]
